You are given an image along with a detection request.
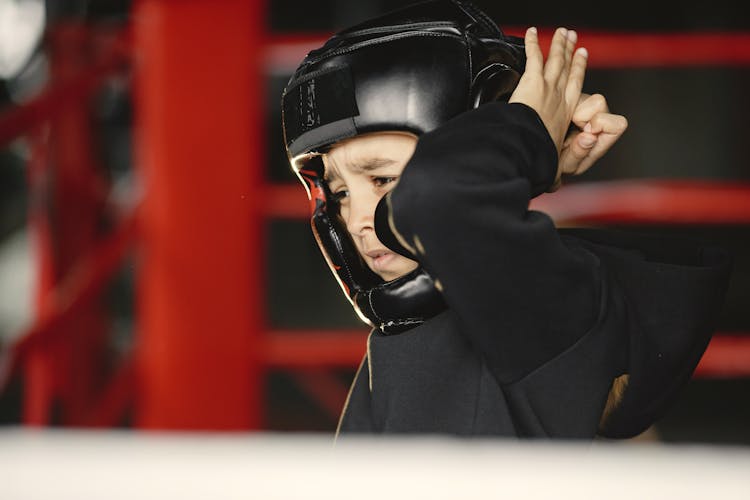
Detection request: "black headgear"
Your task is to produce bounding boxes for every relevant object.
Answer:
[281,0,525,333]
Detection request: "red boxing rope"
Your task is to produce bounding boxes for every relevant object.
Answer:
[266,181,750,224]
[265,31,750,71]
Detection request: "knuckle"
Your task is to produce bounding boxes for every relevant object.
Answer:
[526,74,544,88]
[590,93,608,110]
[572,146,589,160]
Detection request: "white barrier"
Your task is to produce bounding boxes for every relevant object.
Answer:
[2,429,749,499]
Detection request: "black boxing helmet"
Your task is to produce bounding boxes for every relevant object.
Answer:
[281,0,525,333]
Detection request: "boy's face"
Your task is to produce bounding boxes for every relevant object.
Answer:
[322,131,419,282]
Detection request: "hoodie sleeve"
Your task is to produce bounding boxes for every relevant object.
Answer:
[376,101,603,385]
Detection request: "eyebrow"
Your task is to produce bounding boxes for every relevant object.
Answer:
[351,157,397,171]
[324,157,397,182]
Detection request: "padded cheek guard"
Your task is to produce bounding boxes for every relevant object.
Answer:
[282,0,525,333]
[297,156,382,298]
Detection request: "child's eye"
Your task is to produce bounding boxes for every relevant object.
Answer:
[330,189,349,203]
[373,176,397,188]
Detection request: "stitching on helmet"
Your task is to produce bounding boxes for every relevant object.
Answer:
[334,21,457,40]
[380,318,425,334]
[462,30,472,110]
[368,288,383,322]
[325,212,358,292]
[453,0,503,37]
[302,31,463,67]
[283,64,351,95]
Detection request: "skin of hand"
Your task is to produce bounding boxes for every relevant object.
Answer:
[559,93,628,180]
[509,27,628,189]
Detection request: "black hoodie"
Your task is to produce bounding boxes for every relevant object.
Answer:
[337,102,731,438]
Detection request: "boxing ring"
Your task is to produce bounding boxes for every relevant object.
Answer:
[2,429,750,499]
[0,0,749,446]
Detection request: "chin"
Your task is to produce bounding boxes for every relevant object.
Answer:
[375,261,419,282]
[379,271,402,282]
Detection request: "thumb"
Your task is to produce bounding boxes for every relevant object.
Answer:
[559,131,598,176]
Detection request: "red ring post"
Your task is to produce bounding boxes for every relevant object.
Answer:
[133,0,265,429]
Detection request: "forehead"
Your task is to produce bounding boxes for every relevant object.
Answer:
[323,131,417,181]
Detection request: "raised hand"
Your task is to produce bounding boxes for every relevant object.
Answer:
[509,27,588,155]
[508,27,626,187]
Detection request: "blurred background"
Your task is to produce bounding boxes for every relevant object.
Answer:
[0,0,749,444]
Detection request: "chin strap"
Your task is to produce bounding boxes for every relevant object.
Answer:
[354,267,447,335]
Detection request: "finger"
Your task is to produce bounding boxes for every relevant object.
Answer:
[564,46,588,107]
[560,112,628,176]
[523,27,543,75]
[557,29,577,89]
[570,133,616,176]
[543,27,569,82]
[587,111,628,135]
[509,27,543,106]
[569,121,627,175]
[558,131,597,175]
[571,93,608,127]
[576,131,598,150]
[560,107,628,177]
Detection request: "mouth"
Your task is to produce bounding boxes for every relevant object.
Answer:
[365,248,395,271]
[365,248,389,259]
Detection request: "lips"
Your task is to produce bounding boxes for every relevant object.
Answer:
[364,248,395,271]
[365,248,390,259]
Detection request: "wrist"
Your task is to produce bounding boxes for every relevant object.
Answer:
[503,102,559,196]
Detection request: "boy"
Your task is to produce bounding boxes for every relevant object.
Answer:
[281,0,729,438]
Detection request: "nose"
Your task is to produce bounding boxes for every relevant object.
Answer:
[345,189,379,237]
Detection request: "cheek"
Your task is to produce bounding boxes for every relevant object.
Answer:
[338,204,349,223]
